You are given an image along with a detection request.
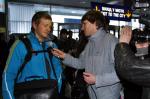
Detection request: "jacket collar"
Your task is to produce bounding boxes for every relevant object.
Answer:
[88,28,106,42]
[29,32,53,48]
[29,31,42,45]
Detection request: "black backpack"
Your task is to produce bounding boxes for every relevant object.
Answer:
[15,36,55,80]
[15,36,33,79]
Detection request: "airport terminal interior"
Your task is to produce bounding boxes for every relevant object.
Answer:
[0,0,150,99]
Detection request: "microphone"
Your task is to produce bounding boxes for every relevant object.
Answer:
[46,38,54,51]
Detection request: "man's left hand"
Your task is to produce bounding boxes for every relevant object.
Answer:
[83,72,96,85]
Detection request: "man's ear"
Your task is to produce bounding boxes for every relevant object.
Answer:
[94,21,98,30]
[32,22,37,30]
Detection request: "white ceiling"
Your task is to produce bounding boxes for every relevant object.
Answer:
[46,0,123,8]
[9,0,124,8]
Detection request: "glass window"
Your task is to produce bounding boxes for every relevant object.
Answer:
[8,2,87,38]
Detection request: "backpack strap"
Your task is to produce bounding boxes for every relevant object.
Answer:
[48,53,58,81]
[15,36,33,81]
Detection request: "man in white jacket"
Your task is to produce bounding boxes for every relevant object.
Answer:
[52,10,121,99]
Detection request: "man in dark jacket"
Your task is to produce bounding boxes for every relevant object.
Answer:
[115,26,150,99]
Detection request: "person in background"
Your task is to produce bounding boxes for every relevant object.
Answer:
[2,11,62,99]
[115,26,150,99]
[74,30,88,58]
[52,10,121,99]
[57,28,73,99]
[67,30,77,54]
[70,30,89,99]
[57,28,68,53]
[63,30,77,87]
[119,28,143,99]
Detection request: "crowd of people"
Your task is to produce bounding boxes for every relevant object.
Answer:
[0,10,149,99]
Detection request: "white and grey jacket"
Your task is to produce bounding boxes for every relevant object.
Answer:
[63,28,121,99]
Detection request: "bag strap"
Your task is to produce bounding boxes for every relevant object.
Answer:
[48,53,58,81]
[42,42,58,81]
[42,42,51,79]
[15,36,33,81]
[15,37,58,82]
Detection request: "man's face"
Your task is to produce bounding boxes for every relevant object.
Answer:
[33,18,52,42]
[60,33,67,40]
[81,20,97,36]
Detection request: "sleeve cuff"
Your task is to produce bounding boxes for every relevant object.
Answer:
[62,54,71,64]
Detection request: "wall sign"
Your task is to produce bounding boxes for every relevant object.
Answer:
[91,2,132,21]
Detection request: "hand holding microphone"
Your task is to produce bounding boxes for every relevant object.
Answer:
[51,48,66,59]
